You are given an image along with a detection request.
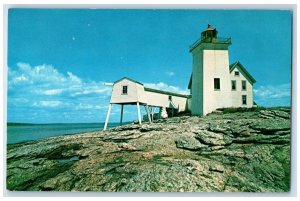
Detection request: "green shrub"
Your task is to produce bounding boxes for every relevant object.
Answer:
[217,107,267,114]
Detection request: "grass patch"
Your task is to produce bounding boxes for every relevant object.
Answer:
[216,107,267,114]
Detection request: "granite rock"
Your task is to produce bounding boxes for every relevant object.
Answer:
[7,108,291,192]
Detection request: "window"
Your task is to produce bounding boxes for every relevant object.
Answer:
[242,95,247,105]
[231,80,236,90]
[235,71,240,76]
[168,95,172,101]
[122,86,128,94]
[214,78,220,90]
[242,80,247,90]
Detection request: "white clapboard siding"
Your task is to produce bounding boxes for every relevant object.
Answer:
[230,62,255,108]
[144,90,188,112]
[109,77,189,112]
[110,79,146,104]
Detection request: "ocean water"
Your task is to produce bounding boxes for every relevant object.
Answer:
[7,123,122,144]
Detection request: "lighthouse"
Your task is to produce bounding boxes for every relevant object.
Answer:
[188,24,233,115]
[105,24,256,127]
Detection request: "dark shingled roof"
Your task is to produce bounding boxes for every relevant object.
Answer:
[230,61,256,84]
[144,87,190,98]
[114,77,144,86]
[114,77,190,98]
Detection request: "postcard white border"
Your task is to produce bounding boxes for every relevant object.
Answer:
[1,1,298,200]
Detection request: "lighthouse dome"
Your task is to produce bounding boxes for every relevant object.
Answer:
[201,24,218,42]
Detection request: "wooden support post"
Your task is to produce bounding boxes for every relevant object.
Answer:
[120,104,124,126]
[145,105,152,123]
[103,103,112,131]
[143,106,147,121]
[149,106,154,122]
[137,102,142,125]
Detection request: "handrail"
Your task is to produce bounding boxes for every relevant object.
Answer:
[189,37,231,50]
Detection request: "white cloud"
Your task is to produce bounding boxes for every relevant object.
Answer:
[17,62,31,72]
[67,72,82,84]
[33,89,64,96]
[75,103,105,110]
[254,84,290,99]
[11,74,29,84]
[70,83,111,96]
[144,82,189,95]
[253,83,291,106]
[8,62,111,98]
[8,62,112,116]
[9,98,30,106]
[44,89,64,95]
[33,101,64,108]
[9,63,68,87]
[165,71,175,77]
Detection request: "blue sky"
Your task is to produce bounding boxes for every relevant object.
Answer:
[7,9,292,123]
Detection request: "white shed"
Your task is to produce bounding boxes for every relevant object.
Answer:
[103,77,190,130]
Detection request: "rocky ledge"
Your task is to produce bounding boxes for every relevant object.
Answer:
[7,108,291,192]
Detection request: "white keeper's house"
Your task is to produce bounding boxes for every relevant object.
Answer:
[104,24,256,130]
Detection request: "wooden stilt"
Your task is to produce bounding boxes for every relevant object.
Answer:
[152,107,155,121]
[149,106,154,121]
[143,106,147,120]
[120,104,124,126]
[146,105,152,123]
[137,102,142,125]
[103,103,112,131]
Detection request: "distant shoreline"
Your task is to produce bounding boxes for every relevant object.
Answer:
[7,122,36,126]
[7,129,101,146]
[7,122,130,126]
[7,122,131,144]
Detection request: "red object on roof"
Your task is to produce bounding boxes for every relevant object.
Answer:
[206,24,215,31]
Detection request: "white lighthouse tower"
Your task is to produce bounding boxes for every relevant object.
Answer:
[188,24,232,115]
